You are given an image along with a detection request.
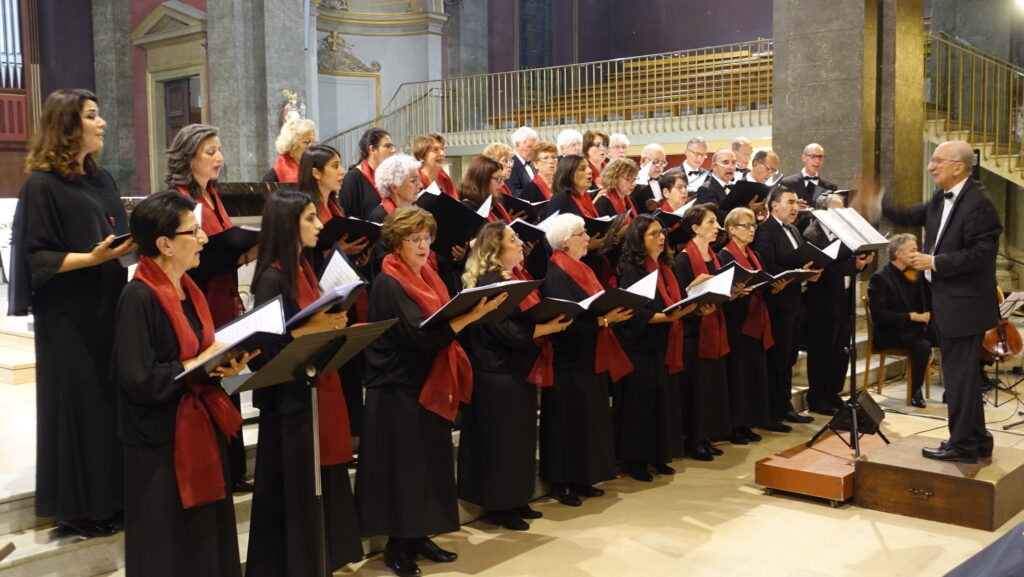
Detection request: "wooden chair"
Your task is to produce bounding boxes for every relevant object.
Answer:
[862,293,932,405]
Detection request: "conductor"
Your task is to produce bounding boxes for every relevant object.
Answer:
[882,140,1002,463]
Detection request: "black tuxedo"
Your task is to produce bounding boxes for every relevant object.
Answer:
[778,173,837,205]
[507,156,534,198]
[884,178,1002,456]
[695,177,731,223]
[867,262,936,395]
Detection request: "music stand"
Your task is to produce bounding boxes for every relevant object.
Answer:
[224,319,396,577]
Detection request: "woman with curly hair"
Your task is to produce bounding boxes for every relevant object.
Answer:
[263,117,317,183]
[458,222,571,530]
[8,89,138,537]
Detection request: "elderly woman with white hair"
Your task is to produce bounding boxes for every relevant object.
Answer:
[608,133,630,160]
[263,117,317,183]
[556,128,583,156]
[539,213,633,507]
[367,153,427,278]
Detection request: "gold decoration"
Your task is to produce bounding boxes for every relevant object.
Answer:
[318,31,381,73]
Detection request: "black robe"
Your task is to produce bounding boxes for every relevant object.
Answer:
[8,169,126,521]
[339,165,383,220]
[458,270,541,511]
[673,251,732,447]
[356,273,461,538]
[716,248,773,429]
[113,281,240,577]
[538,264,617,486]
[612,262,685,463]
[245,267,363,577]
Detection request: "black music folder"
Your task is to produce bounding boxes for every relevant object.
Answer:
[316,217,382,251]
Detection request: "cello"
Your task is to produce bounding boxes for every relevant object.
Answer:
[982,287,1023,363]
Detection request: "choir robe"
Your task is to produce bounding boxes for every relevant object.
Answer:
[517,183,552,279]
[672,252,732,448]
[339,165,383,220]
[8,169,125,521]
[356,273,461,538]
[457,270,542,511]
[612,262,685,463]
[716,249,774,430]
[113,281,240,577]
[520,181,550,204]
[538,264,617,486]
[543,192,614,286]
[245,268,363,577]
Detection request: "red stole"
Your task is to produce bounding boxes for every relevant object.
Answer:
[133,256,241,509]
[381,253,473,421]
[380,197,397,215]
[272,153,299,183]
[723,240,775,350]
[588,160,603,188]
[659,199,676,212]
[286,259,353,465]
[420,168,457,199]
[510,267,553,387]
[489,198,513,224]
[684,240,730,359]
[596,188,637,221]
[549,251,633,381]
[359,161,383,200]
[175,185,242,327]
[316,195,344,223]
[531,174,553,199]
[645,256,684,373]
[569,191,599,218]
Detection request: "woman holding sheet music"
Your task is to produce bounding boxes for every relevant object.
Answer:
[539,214,631,506]
[340,127,396,219]
[112,191,257,577]
[612,215,694,481]
[357,205,505,577]
[458,222,571,531]
[673,205,733,461]
[520,141,558,203]
[594,158,640,222]
[297,144,371,266]
[458,156,514,224]
[544,155,617,287]
[245,189,363,577]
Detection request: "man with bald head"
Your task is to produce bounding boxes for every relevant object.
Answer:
[732,136,754,181]
[632,143,668,212]
[694,148,736,207]
[884,140,1002,464]
[778,143,837,208]
[746,149,780,184]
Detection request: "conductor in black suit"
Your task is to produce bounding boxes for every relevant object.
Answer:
[777,143,838,208]
[883,140,1002,463]
[507,126,538,198]
[751,188,822,430]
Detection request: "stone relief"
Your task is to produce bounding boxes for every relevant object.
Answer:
[318,31,382,73]
[318,0,350,11]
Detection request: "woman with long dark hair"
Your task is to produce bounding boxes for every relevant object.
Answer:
[9,89,137,537]
[297,143,371,268]
[458,155,515,224]
[245,189,364,577]
[339,127,396,219]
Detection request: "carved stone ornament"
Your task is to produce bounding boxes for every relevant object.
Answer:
[318,0,350,11]
[318,31,382,73]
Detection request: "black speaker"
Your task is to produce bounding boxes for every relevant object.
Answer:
[827,390,885,435]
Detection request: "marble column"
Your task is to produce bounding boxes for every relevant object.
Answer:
[91,0,135,194]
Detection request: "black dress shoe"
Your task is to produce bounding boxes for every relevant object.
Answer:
[487,509,529,531]
[412,537,458,563]
[729,433,750,445]
[761,422,792,433]
[784,411,814,423]
[621,462,653,482]
[910,394,926,409]
[922,445,978,464]
[809,404,838,416]
[651,462,676,475]
[744,428,763,442]
[384,551,421,577]
[577,484,605,497]
[703,441,724,456]
[515,504,543,519]
[553,484,581,506]
[56,518,118,539]
[688,445,714,461]
[828,397,845,410]
[233,480,255,493]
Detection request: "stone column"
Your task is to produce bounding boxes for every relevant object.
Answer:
[92,0,135,194]
[879,0,925,208]
[261,0,308,163]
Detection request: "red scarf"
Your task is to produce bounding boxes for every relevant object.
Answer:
[588,160,603,188]
[272,153,299,183]
[723,240,775,350]
[420,168,457,199]
[359,161,383,200]
[381,253,472,421]
[595,188,637,221]
[381,197,397,215]
[133,256,241,509]
[659,199,676,212]
[645,256,684,373]
[283,259,353,465]
[175,185,242,328]
[569,190,599,218]
[531,174,553,199]
[316,195,344,223]
[490,198,513,224]
[549,251,633,381]
[510,266,553,387]
[684,239,730,359]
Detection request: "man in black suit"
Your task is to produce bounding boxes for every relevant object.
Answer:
[777,143,838,208]
[507,125,538,197]
[883,140,1002,463]
[631,143,668,213]
[751,188,822,430]
[732,136,754,181]
[694,148,736,208]
[677,136,709,191]
[867,233,936,408]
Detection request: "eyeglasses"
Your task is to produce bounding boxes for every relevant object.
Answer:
[622,177,638,183]
[805,154,826,160]
[173,227,204,239]
[592,143,608,149]
[646,160,668,168]
[733,223,757,231]
[378,142,396,150]
[715,160,737,167]
[927,157,960,166]
[491,175,506,184]
[756,163,779,174]
[687,149,708,158]
[571,230,588,238]
[536,155,557,163]
[609,144,628,151]
[645,229,667,238]
[403,235,435,245]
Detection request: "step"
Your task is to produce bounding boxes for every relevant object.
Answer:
[0,347,35,385]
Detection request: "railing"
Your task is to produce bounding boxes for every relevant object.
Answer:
[323,38,773,159]
[927,32,1024,173]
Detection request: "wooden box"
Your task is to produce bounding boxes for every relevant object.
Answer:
[855,436,1024,531]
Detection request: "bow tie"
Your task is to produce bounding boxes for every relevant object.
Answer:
[803,176,818,181]
[723,186,731,193]
[737,168,750,175]
[943,191,954,199]
[688,170,703,176]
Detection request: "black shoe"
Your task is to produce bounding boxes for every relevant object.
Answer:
[553,484,581,506]
[577,484,605,497]
[703,441,724,456]
[487,509,529,531]
[828,397,845,410]
[55,518,118,539]
[689,445,714,461]
[233,480,255,493]
[729,432,750,445]
[412,538,457,563]
[515,504,543,519]
[651,462,676,475]
[809,404,838,416]
[384,551,421,577]
[922,445,978,464]
[911,391,926,408]
[621,462,653,482]
[784,411,814,423]
[761,422,792,433]
[744,428,763,442]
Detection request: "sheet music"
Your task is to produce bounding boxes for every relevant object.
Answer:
[477,195,493,218]
[687,171,709,192]
[625,271,658,299]
[636,161,652,185]
[417,181,442,198]
[535,210,560,232]
[834,208,888,246]
[578,290,606,310]
[676,198,697,215]
[812,209,864,247]
[688,266,734,298]
[822,239,842,260]
[999,292,1024,319]
[193,204,203,228]
[215,296,285,344]
[319,250,363,293]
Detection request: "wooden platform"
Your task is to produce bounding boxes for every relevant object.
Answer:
[855,435,1024,531]
[755,431,892,506]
